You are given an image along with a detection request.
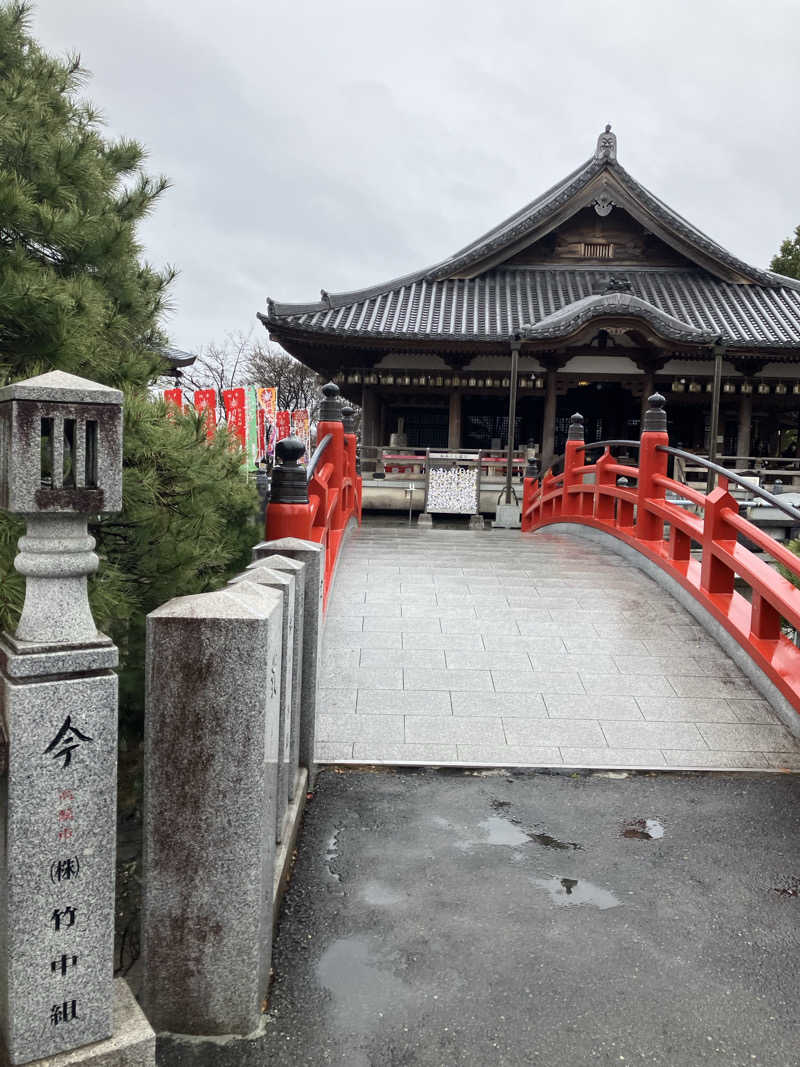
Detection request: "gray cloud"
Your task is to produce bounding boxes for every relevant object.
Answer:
[33,0,800,352]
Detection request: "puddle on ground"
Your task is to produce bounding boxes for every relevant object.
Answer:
[622,818,665,841]
[532,876,621,909]
[529,832,583,851]
[772,877,799,898]
[479,816,530,847]
[316,936,411,1032]
[360,881,404,907]
[325,828,343,892]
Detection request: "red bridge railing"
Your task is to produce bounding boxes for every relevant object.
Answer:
[265,383,362,607]
[522,393,800,716]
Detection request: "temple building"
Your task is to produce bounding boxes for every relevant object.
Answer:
[261,127,800,468]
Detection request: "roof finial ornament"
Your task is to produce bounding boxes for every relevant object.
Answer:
[595,124,617,162]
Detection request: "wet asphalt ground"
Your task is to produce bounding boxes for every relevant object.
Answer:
[159,767,800,1066]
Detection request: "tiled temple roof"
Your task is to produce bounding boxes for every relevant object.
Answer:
[266,268,800,349]
[263,128,800,351]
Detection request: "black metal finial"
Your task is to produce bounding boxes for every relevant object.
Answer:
[643,392,667,433]
[271,436,309,504]
[341,405,356,434]
[617,476,629,487]
[524,458,540,480]
[567,412,585,442]
[319,381,343,422]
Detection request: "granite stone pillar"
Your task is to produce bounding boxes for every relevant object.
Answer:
[0,371,154,1065]
[228,565,296,842]
[142,583,283,1037]
[251,537,324,785]
[245,554,306,801]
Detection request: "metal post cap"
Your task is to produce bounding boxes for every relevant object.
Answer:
[567,412,585,441]
[524,459,540,479]
[271,436,309,504]
[643,392,667,433]
[341,405,356,433]
[319,381,343,422]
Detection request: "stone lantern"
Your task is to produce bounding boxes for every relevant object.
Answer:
[0,371,154,1065]
[0,369,122,647]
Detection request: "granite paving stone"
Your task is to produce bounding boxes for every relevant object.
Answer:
[444,650,533,671]
[667,675,760,698]
[319,667,404,690]
[450,692,548,717]
[359,648,446,669]
[580,673,676,696]
[502,718,608,748]
[601,721,708,750]
[404,668,494,692]
[560,747,668,767]
[456,744,562,764]
[357,690,452,715]
[493,670,585,695]
[402,632,485,650]
[763,751,800,768]
[405,716,506,744]
[666,750,770,768]
[697,723,800,752]
[315,742,355,761]
[543,694,643,720]
[726,699,778,724]
[350,741,459,762]
[317,688,358,713]
[323,630,403,649]
[635,697,741,723]
[317,713,404,743]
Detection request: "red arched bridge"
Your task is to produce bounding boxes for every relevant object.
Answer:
[266,387,800,772]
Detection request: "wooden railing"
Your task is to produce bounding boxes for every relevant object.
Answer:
[265,384,361,607]
[522,394,800,716]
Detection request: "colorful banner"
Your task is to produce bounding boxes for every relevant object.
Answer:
[163,387,183,415]
[193,389,217,440]
[222,387,247,450]
[291,409,310,457]
[246,386,260,470]
[256,387,278,460]
[276,410,291,443]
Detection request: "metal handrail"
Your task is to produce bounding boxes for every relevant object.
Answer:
[582,439,641,452]
[657,446,800,526]
[306,433,333,482]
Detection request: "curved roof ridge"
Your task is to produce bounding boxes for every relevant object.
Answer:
[520,291,717,344]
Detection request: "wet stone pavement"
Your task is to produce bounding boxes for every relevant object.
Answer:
[158,768,800,1066]
[319,525,800,771]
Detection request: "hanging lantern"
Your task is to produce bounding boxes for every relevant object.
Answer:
[452,375,461,387]
[468,377,477,387]
[672,379,686,392]
[775,382,788,395]
[722,381,736,394]
[435,376,443,387]
[705,381,714,393]
[502,377,510,387]
[740,382,753,394]
[792,383,800,395]
[534,377,545,389]
[688,380,701,393]
[757,382,770,394]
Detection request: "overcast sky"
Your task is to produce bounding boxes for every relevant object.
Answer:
[33,0,800,354]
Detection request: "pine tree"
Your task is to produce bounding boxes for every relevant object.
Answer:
[771,224,800,281]
[0,2,258,727]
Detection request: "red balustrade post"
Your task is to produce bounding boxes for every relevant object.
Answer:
[562,412,585,517]
[616,476,634,529]
[521,456,540,532]
[749,593,782,642]
[636,392,669,542]
[700,486,738,596]
[316,382,346,533]
[595,449,615,523]
[265,436,314,540]
[341,404,361,524]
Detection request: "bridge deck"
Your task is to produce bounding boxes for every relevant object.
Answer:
[319,523,800,771]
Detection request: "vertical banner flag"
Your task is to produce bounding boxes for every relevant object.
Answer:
[276,410,291,443]
[222,387,247,450]
[246,387,260,469]
[257,387,278,459]
[291,409,310,457]
[163,387,183,415]
[193,389,217,440]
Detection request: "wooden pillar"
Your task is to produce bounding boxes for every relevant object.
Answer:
[448,389,462,449]
[360,385,380,449]
[640,372,654,426]
[541,368,557,471]
[736,390,752,464]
